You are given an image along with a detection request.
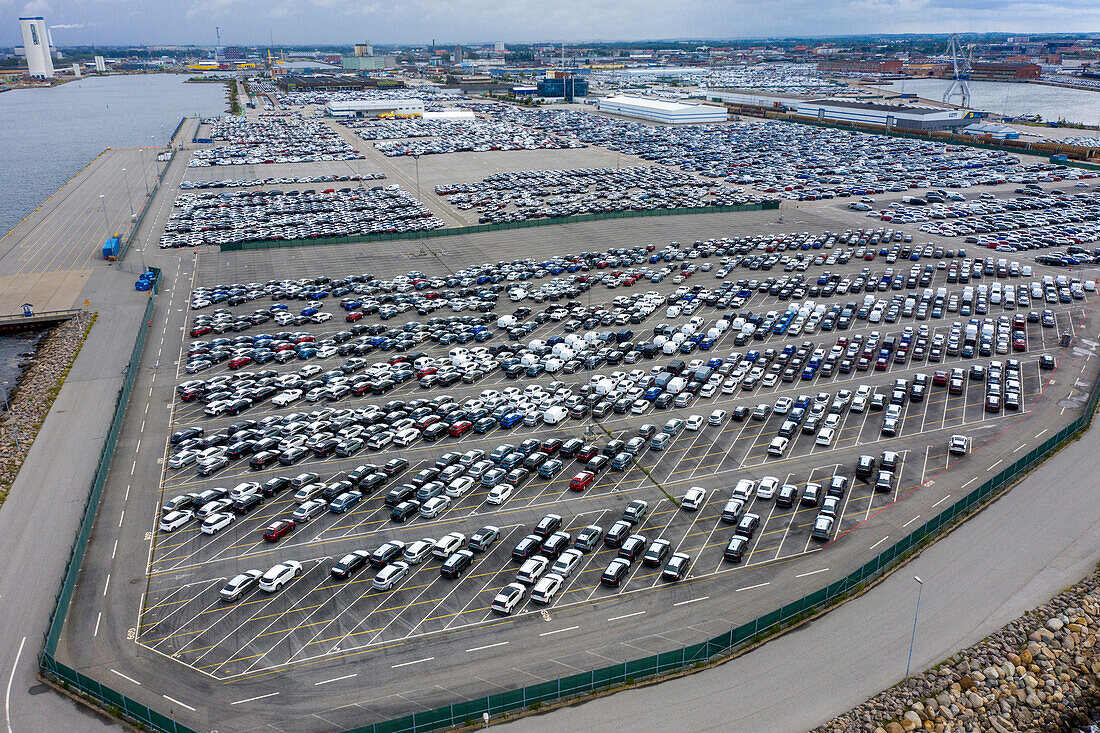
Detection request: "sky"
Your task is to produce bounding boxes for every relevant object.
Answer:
[3,0,1099,48]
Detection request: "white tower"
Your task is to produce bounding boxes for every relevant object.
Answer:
[19,16,54,78]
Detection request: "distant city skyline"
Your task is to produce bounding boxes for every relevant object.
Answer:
[4,0,1099,48]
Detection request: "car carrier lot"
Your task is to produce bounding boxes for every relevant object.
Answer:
[57,126,1100,732]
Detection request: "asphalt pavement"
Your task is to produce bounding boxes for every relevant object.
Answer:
[499,383,1100,732]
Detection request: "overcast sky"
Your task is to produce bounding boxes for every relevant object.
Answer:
[4,0,1097,48]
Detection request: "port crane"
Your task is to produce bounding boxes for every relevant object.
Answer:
[942,33,972,108]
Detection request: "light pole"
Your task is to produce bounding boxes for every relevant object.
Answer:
[139,148,150,195]
[151,136,161,177]
[413,153,421,203]
[98,194,110,233]
[905,576,924,681]
[121,167,134,218]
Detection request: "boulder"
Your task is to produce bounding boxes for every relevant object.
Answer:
[886,722,906,733]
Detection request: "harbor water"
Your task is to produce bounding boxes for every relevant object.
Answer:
[0,73,224,238]
[877,78,1100,126]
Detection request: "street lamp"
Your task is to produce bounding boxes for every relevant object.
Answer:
[98,194,110,233]
[905,576,924,681]
[413,153,421,203]
[139,148,150,195]
[151,136,161,177]
[121,167,134,218]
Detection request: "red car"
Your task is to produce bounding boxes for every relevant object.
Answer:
[387,355,409,366]
[262,518,295,542]
[448,420,473,437]
[190,325,212,337]
[345,311,364,322]
[292,334,315,344]
[228,356,252,370]
[569,471,595,491]
[575,444,599,463]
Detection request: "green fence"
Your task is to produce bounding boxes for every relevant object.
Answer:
[36,268,197,733]
[219,201,780,252]
[36,260,1100,732]
[118,146,175,260]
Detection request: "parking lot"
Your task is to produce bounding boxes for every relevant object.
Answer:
[138,207,1089,686]
[54,95,1100,731]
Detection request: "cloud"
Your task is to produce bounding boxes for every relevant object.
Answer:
[50,22,95,29]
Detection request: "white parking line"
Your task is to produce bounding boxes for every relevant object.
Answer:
[608,610,645,622]
[902,514,920,528]
[314,673,357,686]
[794,568,828,578]
[162,694,196,711]
[466,641,509,653]
[110,669,140,686]
[391,656,434,669]
[868,536,889,551]
[672,596,708,607]
[230,691,278,705]
[735,582,770,593]
[93,613,101,637]
[539,626,579,637]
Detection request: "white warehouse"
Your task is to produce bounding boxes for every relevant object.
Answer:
[325,99,425,118]
[597,95,727,124]
[794,99,979,131]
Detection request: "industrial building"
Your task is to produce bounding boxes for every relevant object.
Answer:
[536,75,588,100]
[325,99,424,118]
[794,99,979,131]
[18,17,54,78]
[707,88,810,110]
[597,95,727,124]
[276,75,403,92]
[959,123,1020,140]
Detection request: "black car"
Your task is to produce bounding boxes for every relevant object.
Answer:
[383,458,409,477]
[618,534,647,561]
[511,534,543,562]
[533,513,563,538]
[723,535,749,563]
[600,558,631,587]
[369,541,406,568]
[330,550,371,579]
[540,531,571,559]
[260,475,291,497]
[231,492,264,515]
[440,549,474,579]
[389,500,420,523]
[384,483,417,506]
[279,446,309,465]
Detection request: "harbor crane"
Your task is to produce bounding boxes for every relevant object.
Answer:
[942,33,972,109]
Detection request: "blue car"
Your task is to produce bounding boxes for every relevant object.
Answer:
[500,412,523,428]
[643,387,662,401]
[329,492,362,513]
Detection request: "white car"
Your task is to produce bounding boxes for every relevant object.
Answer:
[516,555,550,584]
[272,389,302,407]
[433,532,466,558]
[372,561,410,591]
[767,436,789,457]
[159,510,194,532]
[197,498,233,518]
[756,476,780,500]
[485,483,514,505]
[259,560,303,592]
[491,582,526,615]
[549,549,584,578]
[167,450,198,469]
[393,428,421,448]
[708,409,728,425]
[445,476,475,498]
[402,539,436,565]
[681,486,706,511]
[200,512,235,535]
[774,397,793,414]
[530,573,564,605]
[419,495,451,518]
[684,414,705,432]
[816,428,835,446]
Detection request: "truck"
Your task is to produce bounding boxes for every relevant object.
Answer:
[102,235,121,260]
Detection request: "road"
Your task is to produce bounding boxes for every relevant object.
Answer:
[500,392,1100,732]
[0,125,195,733]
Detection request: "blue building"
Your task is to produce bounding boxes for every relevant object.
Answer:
[537,76,588,100]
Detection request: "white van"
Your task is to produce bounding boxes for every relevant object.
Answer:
[543,406,568,425]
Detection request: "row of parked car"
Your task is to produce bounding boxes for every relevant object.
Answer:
[161,186,443,249]
[434,166,765,224]
[179,173,386,190]
[188,114,362,167]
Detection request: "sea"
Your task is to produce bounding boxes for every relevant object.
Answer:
[0,74,224,393]
[876,78,1100,126]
